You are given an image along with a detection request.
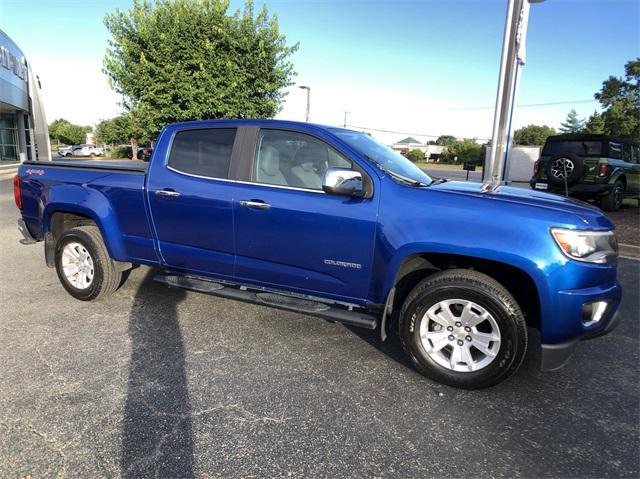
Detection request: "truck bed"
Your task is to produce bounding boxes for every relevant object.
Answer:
[23,159,148,172]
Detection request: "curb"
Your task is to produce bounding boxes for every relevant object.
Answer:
[619,243,640,260]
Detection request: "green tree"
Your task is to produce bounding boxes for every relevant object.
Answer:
[96,116,125,145]
[594,59,639,140]
[55,122,91,145]
[513,124,556,146]
[48,118,71,146]
[441,139,483,164]
[583,111,606,134]
[434,135,457,146]
[406,149,425,162]
[559,109,585,133]
[103,0,298,152]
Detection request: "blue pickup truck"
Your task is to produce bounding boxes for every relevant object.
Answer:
[14,120,621,388]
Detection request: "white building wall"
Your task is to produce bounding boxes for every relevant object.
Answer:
[485,146,540,183]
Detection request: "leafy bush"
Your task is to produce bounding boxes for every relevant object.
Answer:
[108,146,131,159]
[406,149,425,162]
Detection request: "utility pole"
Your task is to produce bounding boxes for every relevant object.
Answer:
[482,0,545,192]
[343,111,350,128]
[299,85,311,122]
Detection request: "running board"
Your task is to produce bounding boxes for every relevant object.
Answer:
[153,274,378,330]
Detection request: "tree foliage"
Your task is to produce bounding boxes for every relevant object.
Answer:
[103,0,298,143]
[441,139,483,164]
[48,118,91,145]
[96,113,149,146]
[588,58,639,140]
[434,135,457,146]
[559,109,585,133]
[583,111,606,135]
[406,149,424,162]
[513,124,556,146]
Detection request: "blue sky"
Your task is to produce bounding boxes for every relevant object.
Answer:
[2,0,638,143]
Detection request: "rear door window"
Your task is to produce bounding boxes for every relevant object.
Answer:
[609,142,622,159]
[168,128,236,178]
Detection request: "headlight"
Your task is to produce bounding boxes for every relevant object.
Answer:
[551,228,618,264]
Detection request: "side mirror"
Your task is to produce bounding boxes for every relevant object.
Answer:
[322,168,364,197]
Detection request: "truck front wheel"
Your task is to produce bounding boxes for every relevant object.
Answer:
[399,269,527,389]
[54,226,123,301]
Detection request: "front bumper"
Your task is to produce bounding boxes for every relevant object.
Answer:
[540,311,620,371]
[540,281,622,371]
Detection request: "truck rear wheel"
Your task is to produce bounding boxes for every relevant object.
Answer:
[399,269,527,389]
[600,180,624,212]
[54,226,123,301]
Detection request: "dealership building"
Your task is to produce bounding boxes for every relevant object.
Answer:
[0,28,50,164]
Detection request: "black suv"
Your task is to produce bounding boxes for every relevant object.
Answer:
[530,134,640,211]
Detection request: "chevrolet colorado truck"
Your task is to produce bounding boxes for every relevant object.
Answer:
[15,120,622,388]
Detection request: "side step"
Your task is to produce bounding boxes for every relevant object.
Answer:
[154,274,378,330]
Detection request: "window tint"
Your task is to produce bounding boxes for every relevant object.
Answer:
[254,129,352,190]
[632,145,640,164]
[621,144,633,162]
[542,141,602,157]
[168,128,236,178]
[609,142,622,159]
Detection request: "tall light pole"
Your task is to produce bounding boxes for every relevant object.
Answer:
[298,85,311,122]
[482,0,545,192]
[343,111,350,128]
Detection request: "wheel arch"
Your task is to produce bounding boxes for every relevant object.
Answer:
[43,200,125,267]
[385,252,541,333]
[611,172,626,189]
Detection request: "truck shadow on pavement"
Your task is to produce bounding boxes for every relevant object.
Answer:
[121,269,194,478]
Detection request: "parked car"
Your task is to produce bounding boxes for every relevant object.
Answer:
[530,134,640,211]
[58,144,104,158]
[15,120,621,389]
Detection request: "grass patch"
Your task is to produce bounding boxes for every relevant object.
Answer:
[417,162,483,171]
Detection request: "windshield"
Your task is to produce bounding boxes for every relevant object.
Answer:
[542,140,603,157]
[330,129,432,185]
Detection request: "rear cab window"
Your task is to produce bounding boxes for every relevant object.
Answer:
[168,128,237,179]
[542,140,602,157]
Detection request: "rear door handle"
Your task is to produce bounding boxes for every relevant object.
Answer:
[239,200,271,210]
[155,189,181,198]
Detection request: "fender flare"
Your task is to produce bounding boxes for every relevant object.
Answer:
[42,185,127,261]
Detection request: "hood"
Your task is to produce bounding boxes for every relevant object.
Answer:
[428,180,613,229]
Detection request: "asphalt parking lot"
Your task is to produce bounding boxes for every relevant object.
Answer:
[0,171,638,478]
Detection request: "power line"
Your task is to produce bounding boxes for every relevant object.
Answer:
[421,98,597,112]
[345,125,491,142]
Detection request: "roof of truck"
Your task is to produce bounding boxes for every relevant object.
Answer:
[547,133,639,145]
[164,118,350,132]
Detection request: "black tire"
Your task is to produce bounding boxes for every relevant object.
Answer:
[399,269,527,389]
[546,153,584,187]
[600,180,624,212]
[54,226,123,301]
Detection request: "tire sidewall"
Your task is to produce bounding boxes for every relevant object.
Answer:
[401,284,524,389]
[55,229,105,301]
[612,181,624,210]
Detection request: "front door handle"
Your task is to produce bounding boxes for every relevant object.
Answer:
[155,189,181,198]
[239,200,271,210]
